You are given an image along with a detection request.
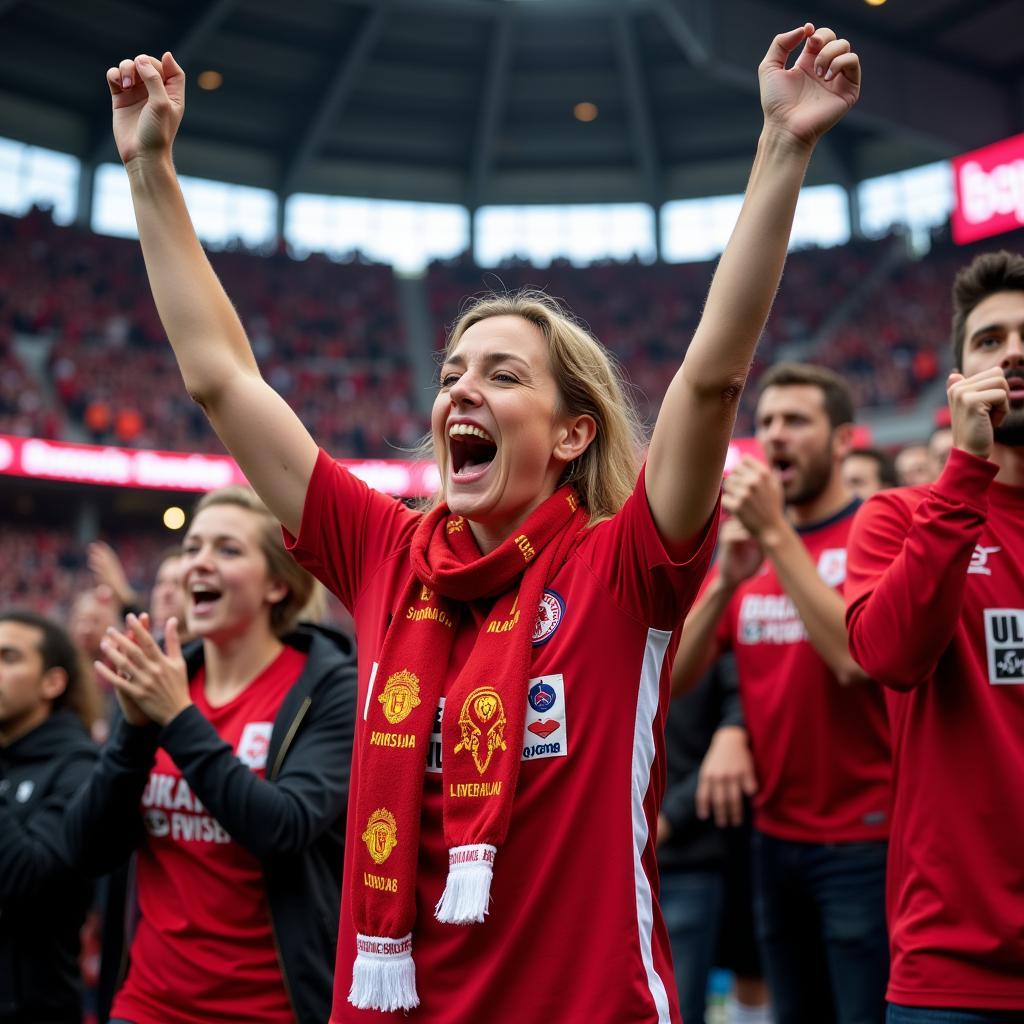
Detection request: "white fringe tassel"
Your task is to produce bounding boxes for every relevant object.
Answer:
[348,933,419,1012]
[434,844,496,924]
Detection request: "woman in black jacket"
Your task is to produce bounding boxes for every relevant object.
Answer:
[64,486,357,1024]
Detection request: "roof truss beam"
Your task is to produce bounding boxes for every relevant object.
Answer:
[467,5,515,209]
[280,3,391,196]
[614,9,662,206]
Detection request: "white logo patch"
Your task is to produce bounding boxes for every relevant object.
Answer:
[523,673,568,761]
[425,674,569,773]
[237,722,273,770]
[969,545,1001,576]
[532,591,565,646]
[15,780,34,803]
[817,548,847,588]
[984,609,1024,684]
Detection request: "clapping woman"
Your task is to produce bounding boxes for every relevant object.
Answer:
[65,487,357,1024]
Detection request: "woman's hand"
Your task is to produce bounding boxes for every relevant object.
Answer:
[759,24,861,148]
[96,613,191,727]
[106,51,185,168]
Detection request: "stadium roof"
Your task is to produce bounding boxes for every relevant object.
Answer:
[0,0,1020,207]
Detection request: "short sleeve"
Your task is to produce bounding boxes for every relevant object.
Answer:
[578,463,720,631]
[282,448,420,610]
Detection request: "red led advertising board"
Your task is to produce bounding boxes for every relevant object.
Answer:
[952,133,1024,245]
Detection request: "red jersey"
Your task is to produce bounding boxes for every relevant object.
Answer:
[846,447,1024,1009]
[715,502,891,842]
[285,449,717,1024]
[112,646,306,1024]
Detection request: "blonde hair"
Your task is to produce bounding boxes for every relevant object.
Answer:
[430,290,645,526]
[192,486,316,638]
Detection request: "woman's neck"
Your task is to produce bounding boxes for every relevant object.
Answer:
[202,620,284,706]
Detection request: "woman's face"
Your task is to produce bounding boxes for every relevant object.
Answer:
[431,315,574,547]
[180,505,287,643]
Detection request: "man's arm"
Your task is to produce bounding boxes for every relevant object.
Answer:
[846,450,995,689]
[725,456,867,685]
[847,370,1007,688]
[671,518,762,696]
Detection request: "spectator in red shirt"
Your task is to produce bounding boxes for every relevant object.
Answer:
[64,487,357,1024]
[672,363,891,1023]
[846,251,1024,1021]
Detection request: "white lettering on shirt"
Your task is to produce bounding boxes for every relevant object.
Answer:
[984,608,1024,684]
[737,594,808,646]
[968,545,1001,576]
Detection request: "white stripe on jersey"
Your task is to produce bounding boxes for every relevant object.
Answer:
[631,626,673,1024]
[363,661,379,721]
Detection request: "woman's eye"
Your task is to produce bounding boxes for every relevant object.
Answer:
[440,374,459,388]
[493,372,518,384]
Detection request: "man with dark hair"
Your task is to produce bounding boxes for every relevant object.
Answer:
[846,249,1024,1020]
[842,447,898,500]
[673,362,890,1023]
[0,610,99,1024]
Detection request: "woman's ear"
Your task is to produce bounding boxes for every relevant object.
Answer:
[554,414,597,463]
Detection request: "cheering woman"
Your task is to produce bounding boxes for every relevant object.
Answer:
[65,487,357,1024]
[103,22,859,1023]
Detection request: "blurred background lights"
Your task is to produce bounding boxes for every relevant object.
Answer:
[573,102,598,122]
[197,70,223,91]
[163,506,186,530]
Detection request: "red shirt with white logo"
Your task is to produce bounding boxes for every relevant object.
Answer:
[846,448,1024,1008]
[285,449,718,1024]
[111,646,307,1024]
[714,502,891,842]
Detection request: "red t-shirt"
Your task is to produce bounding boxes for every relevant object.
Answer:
[715,502,891,842]
[846,448,1024,1009]
[111,646,307,1024]
[285,449,717,1024]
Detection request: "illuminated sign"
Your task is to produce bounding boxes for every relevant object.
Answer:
[952,133,1024,245]
[0,435,441,497]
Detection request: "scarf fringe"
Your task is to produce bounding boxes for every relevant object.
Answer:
[435,844,496,924]
[348,933,419,1012]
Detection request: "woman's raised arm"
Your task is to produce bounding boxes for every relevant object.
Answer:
[645,24,860,547]
[108,52,317,536]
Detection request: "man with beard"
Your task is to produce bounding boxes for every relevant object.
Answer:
[672,362,891,1024]
[845,251,1024,1020]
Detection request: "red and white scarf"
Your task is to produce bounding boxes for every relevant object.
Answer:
[349,486,587,1012]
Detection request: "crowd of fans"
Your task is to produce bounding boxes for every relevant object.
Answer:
[5,207,1007,461]
[1,209,418,455]
[425,239,885,431]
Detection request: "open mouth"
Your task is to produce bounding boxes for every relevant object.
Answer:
[771,458,796,483]
[190,584,222,612]
[449,423,498,479]
[1007,375,1024,402]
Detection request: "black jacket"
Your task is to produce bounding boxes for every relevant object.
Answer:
[657,653,746,873]
[0,710,98,1024]
[64,624,357,1024]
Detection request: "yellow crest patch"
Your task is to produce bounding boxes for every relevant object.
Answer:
[362,807,398,865]
[447,516,465,535]
[378,669,421,725]
[453,686,507,775]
